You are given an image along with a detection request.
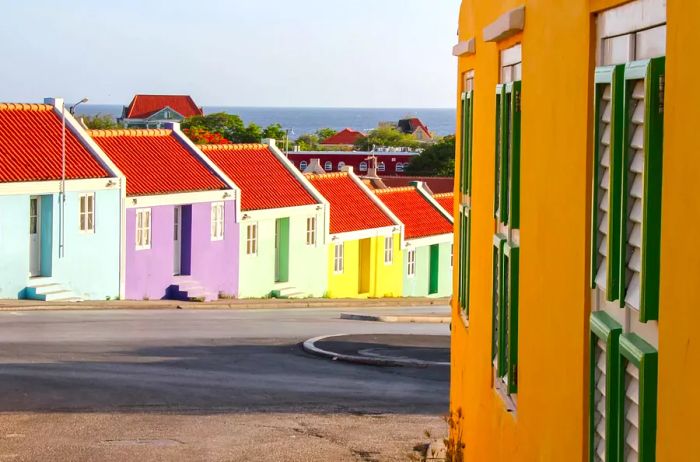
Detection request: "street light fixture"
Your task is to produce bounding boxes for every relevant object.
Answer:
[69,97,89,115]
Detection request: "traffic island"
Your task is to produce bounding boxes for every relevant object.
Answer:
[302,333,449,367]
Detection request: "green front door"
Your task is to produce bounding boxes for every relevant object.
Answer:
[275,218,290,283]
[429,244,440,295]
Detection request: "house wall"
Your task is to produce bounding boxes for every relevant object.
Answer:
[238,210,326,298]
[451,1,699,460]
[0,190,121,300]
[326,233,402,298]
[403,242,453,298]
[125,200,238,300]
[287,152,417,176]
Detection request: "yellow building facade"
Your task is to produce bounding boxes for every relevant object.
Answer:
[451,0,700,460]
[326,233,403,298]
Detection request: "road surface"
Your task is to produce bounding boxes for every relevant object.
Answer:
[0,306,449,461]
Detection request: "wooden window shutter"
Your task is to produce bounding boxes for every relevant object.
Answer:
[494,85,505,219]
[492,233,507,374]
[506,81,522,229]
[591,65,625,302]
[504,242,519,393]
[619,57,665,321]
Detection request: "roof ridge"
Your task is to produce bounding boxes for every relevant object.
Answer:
[89,129,172,137]
[199,143,267,151]
[0,103,52,111]
[374,186,416,195]
[432,192,453,198]
[305,172,349,179]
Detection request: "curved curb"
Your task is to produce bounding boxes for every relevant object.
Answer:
[302,334,450,368]
[340,313,450,324]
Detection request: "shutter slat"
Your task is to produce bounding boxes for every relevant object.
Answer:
[625,274,641,309]
[600,190,610,212]
[599,235,608,257]
[631,174,644,199]
[599,212,609,234]
[628,248,642,272]
[632,80,645,100]
[601,125,612,146]
[601,170,610,190]
[595,263,608,290]
[623,362,641,461]
[602,102,612,123]
[630,199,643,223]
[601,146,611,168]
[631,150,644,173]
[632,100,645,124]
[631,125,645,150]
[629,224,642,248]
[602,85,612,101]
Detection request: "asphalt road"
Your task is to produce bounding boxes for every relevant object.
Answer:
[0,306,450,461]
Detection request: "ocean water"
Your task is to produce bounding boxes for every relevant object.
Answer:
[77,105,457,137]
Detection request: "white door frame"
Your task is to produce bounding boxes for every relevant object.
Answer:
[173,205,182,275]
[29,196,42,277]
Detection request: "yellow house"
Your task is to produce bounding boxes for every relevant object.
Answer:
[307,168,403,298]
[451,0,699,460]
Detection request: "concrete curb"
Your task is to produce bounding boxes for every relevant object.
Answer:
[0,297,450,312]
[340,313,450,324]
[302,334,450,368]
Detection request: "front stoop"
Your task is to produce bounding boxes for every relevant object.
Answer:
[270,286,307,299]
[168,277,218,302]
[24,277,83,302]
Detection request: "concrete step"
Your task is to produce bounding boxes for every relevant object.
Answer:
[25,279,83,302]
[26,277,54,287]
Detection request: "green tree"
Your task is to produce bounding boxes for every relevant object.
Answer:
[295,133,320,151]
[81,114,119,129]
[262,123,286,141]
[354,126,419,150]
[315,128,337,142]
[404,135,455,176]
[183,113,288,144]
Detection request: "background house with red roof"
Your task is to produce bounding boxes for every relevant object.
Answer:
[0,98,124,301]
[118,94,204,129]
[306,167,404,298]
[320,128,366,148]
[90,123,240,301]
[397,117,433,141]
[288,149,419,176]
[199,140,329,298]
[375,183,454,298]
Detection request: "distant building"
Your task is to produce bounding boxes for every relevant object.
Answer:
[287,149,418,176]
[320,128,366,148]
[397,117,433,141]
[119,94,203,128]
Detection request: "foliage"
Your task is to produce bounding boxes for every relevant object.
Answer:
[444,409,465,462]
[316,127,337,142]
[354,125,419,151]
[405,135,455,176]
[182,127,231,145]
[182,112,285,144]
[81,114,119,129]
[295,133,320,151]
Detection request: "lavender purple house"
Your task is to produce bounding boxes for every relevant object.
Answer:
[90,124,240,301]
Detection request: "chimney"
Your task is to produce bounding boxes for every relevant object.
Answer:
[365,154,380,180]
[304,158,325,174]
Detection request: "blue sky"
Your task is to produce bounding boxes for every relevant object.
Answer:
[0,0,461,108]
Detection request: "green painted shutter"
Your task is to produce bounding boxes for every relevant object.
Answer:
[499,86,511,224]
[617,334,658,462]
[492,233,507,376]
[504,243,519,394]
[494,85,505,219]
[463,207,471,316]
[591,65,625,302]
[589,312,622,462]
[506,81,522,229]
[458,207,466,311]
[460,91,474,197]
[619,57,665,322]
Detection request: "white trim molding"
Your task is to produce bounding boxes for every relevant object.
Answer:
[330,225,398,243]
[453,37,476,56]
[238,203,321,222]
[126,189,237,208]
[483,5,525,42]
[405,233,454,249]
[0,177,121,196]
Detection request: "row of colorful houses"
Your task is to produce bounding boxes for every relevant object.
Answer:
[0,99,454,302]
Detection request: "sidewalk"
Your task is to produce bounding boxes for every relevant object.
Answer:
[0,297,450,312]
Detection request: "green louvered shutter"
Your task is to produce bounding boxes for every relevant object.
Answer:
[504,243,519,394]
[619,57,665,322]
[591,65,624,301]
[492,234,507,369]
[494,85,505,219]
[507,81,522,229]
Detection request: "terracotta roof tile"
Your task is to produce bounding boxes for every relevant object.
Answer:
[321,128,366,145]
[432,192,455,214]
[375,187,452,239]
[0,103,111,183]
[124,94,203,119]
[307,172,394,234]
[90,129,226,196]
[200,144,317,211]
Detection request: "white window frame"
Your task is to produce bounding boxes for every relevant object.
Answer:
[324,161,332,171]
[246,223,258,255]
[378,161,386,172]
[135,208,152,250]
[337,161,345,171]
[396,162,404,173]
[306,217,317,246]
[299,160,308,170]
[407,249,416,277]
[334,242,344,273]
[79,193,95,234]
[384,236,393,264]
[211,202,225,241]
[359,161,368,172]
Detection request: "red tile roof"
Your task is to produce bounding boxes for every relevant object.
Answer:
[307,172,394,234]
[321,128,366,145]
[433,193,455,214]
[0,103,111,183]
[123,95,203,119]
[380,176,454,194]
[200,144,317,211]
[90,129,227,196]
[375,187,452,239]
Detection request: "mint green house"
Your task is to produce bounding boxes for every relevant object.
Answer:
[200,140,329,298]
[375,182,454,298]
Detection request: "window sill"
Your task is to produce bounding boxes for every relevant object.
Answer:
[493,370,517,415]
[458,309,469,329]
